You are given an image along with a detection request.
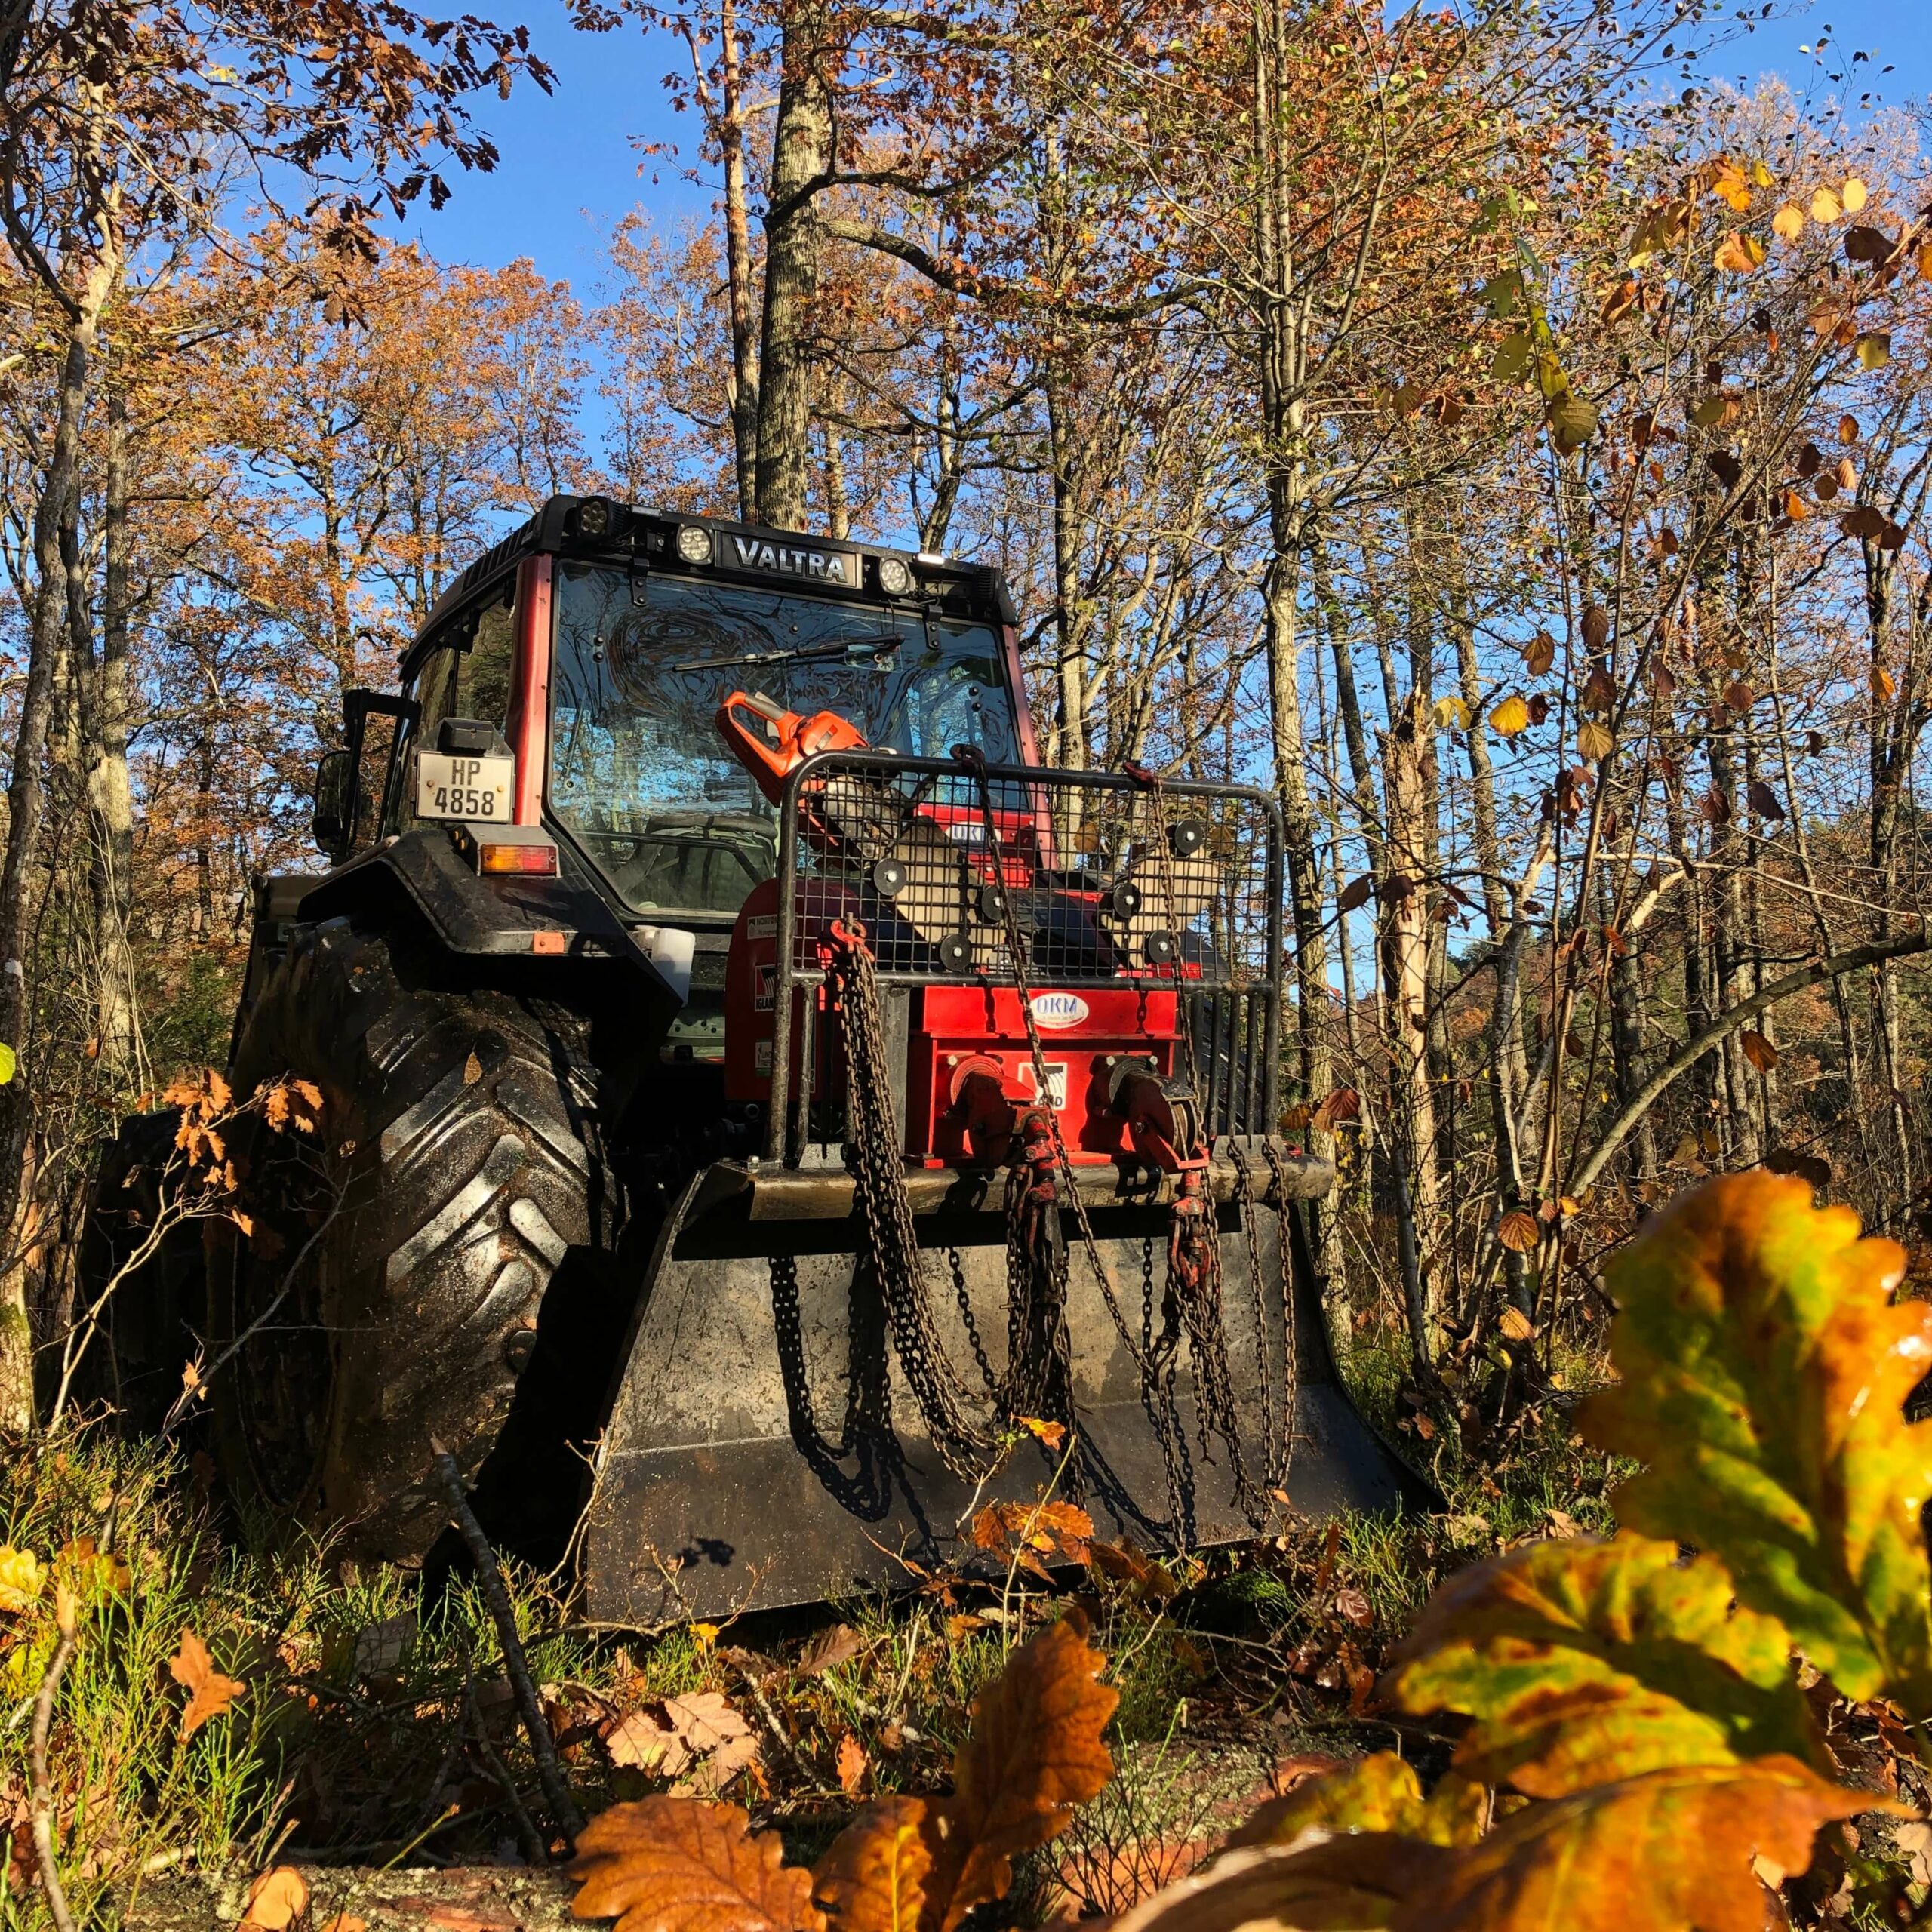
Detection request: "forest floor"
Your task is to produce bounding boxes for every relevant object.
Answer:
[12,1326,1914,1930]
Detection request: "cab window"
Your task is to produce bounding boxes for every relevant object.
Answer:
[386,580,517,832]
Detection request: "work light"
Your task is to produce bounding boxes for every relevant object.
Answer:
[877,555,914,596]
[676,525,715,565]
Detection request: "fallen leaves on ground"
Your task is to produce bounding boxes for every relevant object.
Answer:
[240,1867,309,1931]
[603,1690,759,1790]
[567,1798,821,1932]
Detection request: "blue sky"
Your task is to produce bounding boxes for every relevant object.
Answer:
[402,0,1932,288]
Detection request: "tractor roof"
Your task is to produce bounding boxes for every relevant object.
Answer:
[412,495,1017,663]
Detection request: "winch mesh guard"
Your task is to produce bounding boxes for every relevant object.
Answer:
[764,752,1284,1165]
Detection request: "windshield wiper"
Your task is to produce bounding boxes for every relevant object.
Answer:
[672,635,901,674]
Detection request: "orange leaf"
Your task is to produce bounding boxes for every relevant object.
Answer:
[567,1797,823,1932]
[169,1627,245,1740]
[814,1795,931,1931]
[239,1869,308,1932]
[1116,1758,1882,1932]
[929,1615,1117,1930]
[835,1733,869,1798]
[1740,1029,1778,1073]
[1497,1211,1540,1254]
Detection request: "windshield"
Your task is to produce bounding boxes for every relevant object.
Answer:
[548,563,1021,915]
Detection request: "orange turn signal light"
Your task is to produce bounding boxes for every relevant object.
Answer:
[477,841,558,876]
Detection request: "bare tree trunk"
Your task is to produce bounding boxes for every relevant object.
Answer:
[88,387,138,1079]
[718,0,759,519]
[754,0,832,531]
[1377,694,1441,1340]
[0,267,113,1430]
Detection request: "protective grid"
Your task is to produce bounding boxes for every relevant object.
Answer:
[764,751,1284,1163]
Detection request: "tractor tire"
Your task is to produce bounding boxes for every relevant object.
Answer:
[210,915,623,1564]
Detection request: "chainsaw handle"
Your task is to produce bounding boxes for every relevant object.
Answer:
[716,688,871,805]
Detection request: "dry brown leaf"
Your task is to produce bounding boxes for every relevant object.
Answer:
[169,1627,245,1740]
[931,1615,1117,1930]
[240,1867,308,1932]
[813,1796,932,1932]
[1524,629,1556,676]
[1497,1211,1540,1254]
[568,1797,821,1932]
[797,1624,863,1679]
[462,1051,482,1085]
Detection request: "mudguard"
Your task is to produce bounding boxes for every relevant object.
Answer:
[580,1140,1433,1621]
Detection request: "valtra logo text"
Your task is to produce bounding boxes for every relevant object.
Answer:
[1029,992,1090,1029]
[731,534,853,584]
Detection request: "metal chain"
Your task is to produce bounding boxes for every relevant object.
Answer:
[1260,1137,1302,1491]
[1229,1143,1284,1497]
[1125,766,1260,1518]
[825,922,1001,1481]
[955,749,1194,1524]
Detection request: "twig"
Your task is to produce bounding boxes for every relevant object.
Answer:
[731,1659,805,1780]
[31,1596,79,1932]
[462,1678,548,1868]
[430,1441,586,1844]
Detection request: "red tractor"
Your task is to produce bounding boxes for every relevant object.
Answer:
[91,497,1424,1618]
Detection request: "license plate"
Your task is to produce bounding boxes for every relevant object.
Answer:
[414,750,514,822]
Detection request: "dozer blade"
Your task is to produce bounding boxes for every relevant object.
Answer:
[580,1141,1432,1623]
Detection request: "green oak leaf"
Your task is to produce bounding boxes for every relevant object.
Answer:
[1581,1171,1932,1709]
[1383,1531,1823,1796]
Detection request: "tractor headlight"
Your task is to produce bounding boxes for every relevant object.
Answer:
[877,555,914,597]
[675,525,715,565]
[576,495,618,539]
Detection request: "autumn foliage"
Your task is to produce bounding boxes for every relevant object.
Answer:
[558,1174,1930,1929]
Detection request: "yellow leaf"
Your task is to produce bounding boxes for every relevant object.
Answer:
[1772,201,1805,242]
[1497,1210,1540,1253]
[1811,186,1843,223]
[1712,232,1765,274]
[1490,695,1531,737]
[1858,332,1891,370]
[0,1546,43,1614]
[1581,1173,1932,1706]
[1750,158,1774,188]
[1497,1306,1534,1341]
[1841,175,1868,214]
[1433,695,1471,731]
[569,1800,823,1932]
[1491,331,1531,382]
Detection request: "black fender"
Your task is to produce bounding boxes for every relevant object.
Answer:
[232,830,689,1071]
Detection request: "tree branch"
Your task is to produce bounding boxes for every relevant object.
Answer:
[1568,924,1932,1198]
